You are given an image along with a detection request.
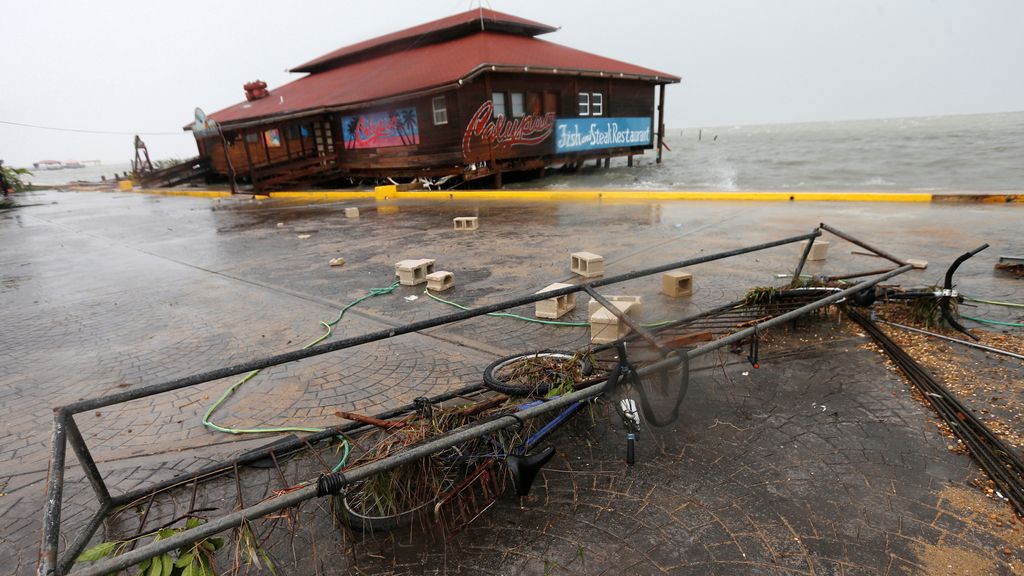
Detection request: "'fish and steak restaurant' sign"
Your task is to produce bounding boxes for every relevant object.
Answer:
[554,118,652,153]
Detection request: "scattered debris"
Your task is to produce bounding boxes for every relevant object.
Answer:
[996,255,1024,276]
[850,309,1024,516]
[297,234,311,239]
[453,216,479,230]
[426,270,455,291]
[329,257,345,267]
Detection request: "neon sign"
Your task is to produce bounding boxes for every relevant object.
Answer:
[462,100,555,158]
[342,108,420,149]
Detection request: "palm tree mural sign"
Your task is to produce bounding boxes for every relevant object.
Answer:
[342,108,420,149]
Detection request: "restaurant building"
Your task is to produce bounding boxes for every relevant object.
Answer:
[188,8,680,191]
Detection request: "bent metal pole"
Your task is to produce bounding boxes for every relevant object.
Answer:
[65,264,912,576]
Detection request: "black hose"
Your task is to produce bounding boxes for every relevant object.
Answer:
[941,244,989,341]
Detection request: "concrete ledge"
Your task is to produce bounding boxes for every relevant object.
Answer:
[272,190,942,203]
[127,189,233,199]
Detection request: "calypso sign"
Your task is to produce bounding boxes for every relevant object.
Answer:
[462,100,555,158]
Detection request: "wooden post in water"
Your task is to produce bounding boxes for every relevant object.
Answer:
[243,132,258,187]
[657,84,666,164]
[219,128,238,195]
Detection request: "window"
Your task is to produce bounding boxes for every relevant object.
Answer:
[510,92,525,118]
[432,95,448,125]
[591,93,604,116]
[492,92,506,118]
[578,92,590,116]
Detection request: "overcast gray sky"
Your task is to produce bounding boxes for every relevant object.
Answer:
[2,0,1022,166]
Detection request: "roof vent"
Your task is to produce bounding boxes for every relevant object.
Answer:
[243,80,269,101]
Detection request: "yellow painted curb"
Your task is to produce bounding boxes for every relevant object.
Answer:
[377,190,935,203]
[128,188,232,199]
[271,190,934,203]
[270,191,376,201]
[114,188,983,204]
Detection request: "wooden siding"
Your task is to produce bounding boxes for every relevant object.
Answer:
[196,72,657,182]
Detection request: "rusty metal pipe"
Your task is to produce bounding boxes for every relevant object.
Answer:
[819,222,907,266]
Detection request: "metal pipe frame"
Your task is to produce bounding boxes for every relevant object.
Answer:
[826,267,900,281]
[64,260,913,576]
[878,319,1024,361]
[819,222,908,266]
[582,285,670,354]
[44,227,867,575]
[791,227,818,283]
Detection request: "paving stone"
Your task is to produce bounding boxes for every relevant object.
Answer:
[2,190,1022,575]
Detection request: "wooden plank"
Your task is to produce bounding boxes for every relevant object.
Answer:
[661,331,714,348]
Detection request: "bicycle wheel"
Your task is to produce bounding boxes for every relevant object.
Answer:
[335,487,434,533]
[483,350,592,396]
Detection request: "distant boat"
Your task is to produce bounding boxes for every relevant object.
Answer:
[32,160,86,170]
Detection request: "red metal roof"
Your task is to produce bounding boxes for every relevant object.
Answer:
[206,31,679,127]
[292,8,558,73]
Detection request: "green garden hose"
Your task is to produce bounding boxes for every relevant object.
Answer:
[202,281,401,471]
[963,296,1024,308]
[961,314,1024,328]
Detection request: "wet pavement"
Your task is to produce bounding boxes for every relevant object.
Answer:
[1,189,1022,574]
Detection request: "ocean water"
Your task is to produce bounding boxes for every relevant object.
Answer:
[518,111,1024,192]
[24,162,134,187]
[19,112,1024,192]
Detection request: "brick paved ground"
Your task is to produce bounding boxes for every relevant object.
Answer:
[1,190,1021,574]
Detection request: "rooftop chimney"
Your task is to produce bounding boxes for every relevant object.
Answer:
[243,80,269,102]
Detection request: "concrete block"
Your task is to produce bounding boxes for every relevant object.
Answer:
[344,207,359,218]
[587,295,642,316]
[800,239,830,261]
[906,259,928,270]
[571,251,604,278]
[426,270,454,291]
[589,300,639,345]
[453,216,479,230]
[662,270,693,297]
[535,282,576,319]
[394,258,436,286]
